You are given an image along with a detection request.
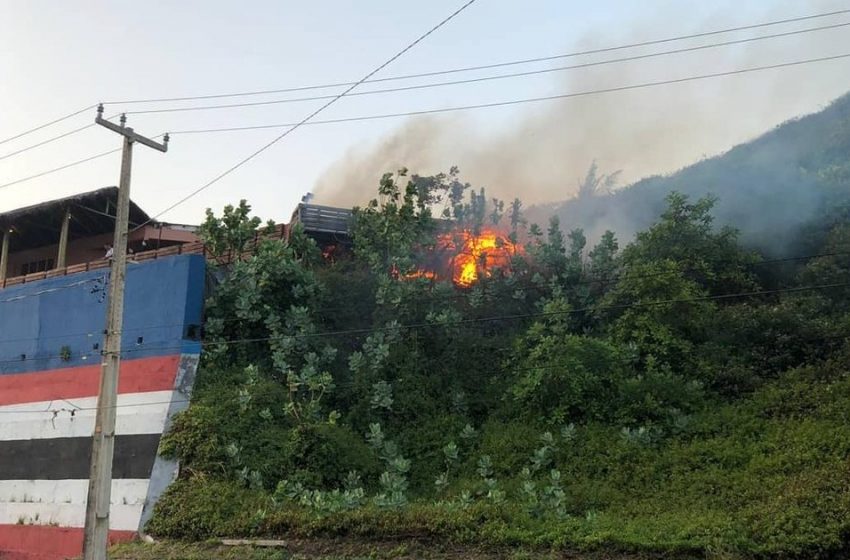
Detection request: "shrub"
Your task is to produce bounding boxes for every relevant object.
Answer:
[146,479,267,540]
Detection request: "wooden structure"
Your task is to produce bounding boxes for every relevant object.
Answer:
[0,196,354,290]
[0,187,198,289]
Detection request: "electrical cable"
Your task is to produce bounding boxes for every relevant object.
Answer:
[0,269,846,405]
[4,329,849,414]
[1,8,845,150]
[170,52,850,135]
[0,105,97,147]
[0,148,120,190]
[0,123,97,162]
[0,276,104,304]
[133,0,481,231]
[0,248,845,350]
[125,21,850,116]
[0,276,843,366]
[102,8,850,105]
[4,52,847,193]
[0,132,165,191]
[100,281,850,350]
[0,113,121,163]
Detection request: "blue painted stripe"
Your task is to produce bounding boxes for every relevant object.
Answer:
[0,255,205,376]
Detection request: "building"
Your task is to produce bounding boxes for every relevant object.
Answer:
[0,186,198,286]
[0,189,356,559]
[0,188,204,560]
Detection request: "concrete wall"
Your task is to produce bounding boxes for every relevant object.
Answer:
[0,254,205,372]
[0,254,206,560]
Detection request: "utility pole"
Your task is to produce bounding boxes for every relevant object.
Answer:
[83,105,168,560]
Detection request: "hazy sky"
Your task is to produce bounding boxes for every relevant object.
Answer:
[1,1,849,224]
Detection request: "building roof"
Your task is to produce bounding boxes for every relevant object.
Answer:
[0,187,153,252]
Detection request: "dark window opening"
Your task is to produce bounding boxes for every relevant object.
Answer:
[20,258,55,276]
[184,324,201,341]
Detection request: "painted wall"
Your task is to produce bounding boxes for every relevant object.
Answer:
[0,254,205,374]
[0,255,205,560]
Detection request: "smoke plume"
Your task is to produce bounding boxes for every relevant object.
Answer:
[313,2,850,247]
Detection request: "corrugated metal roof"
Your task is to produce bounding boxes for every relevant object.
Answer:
[0,186,153,251]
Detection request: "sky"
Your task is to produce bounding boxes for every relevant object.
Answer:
[1,0,849,225]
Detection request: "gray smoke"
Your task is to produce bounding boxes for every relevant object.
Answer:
[313,2,850,246]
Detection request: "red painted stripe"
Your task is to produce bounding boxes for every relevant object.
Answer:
[0,524,134,560]
[0,355,181,406]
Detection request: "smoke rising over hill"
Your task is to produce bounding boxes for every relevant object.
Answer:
[312,2,850,248]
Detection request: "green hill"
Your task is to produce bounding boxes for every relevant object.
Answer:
[542,92,850,253]
[144,97,850,559]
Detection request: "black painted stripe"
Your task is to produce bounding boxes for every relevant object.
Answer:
[0,434,160,480]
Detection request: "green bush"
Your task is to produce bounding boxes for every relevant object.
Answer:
[146,479,268,540]
[282,423,382,489]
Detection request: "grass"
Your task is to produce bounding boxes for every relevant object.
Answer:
[110,539,692,560]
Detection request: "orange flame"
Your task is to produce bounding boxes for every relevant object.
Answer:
[399,227,522,286]
[403,269,437,280]
[443,228,521,287]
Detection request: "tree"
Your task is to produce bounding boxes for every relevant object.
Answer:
[203,225,325,375]
[198,199,273,261]
[620,192,759,296]
[576,161,621,200]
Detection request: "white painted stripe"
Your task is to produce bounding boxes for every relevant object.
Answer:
[0,479,150,531]
[0,479,150,506]
[0,502,143,532]
[0,391,174,441]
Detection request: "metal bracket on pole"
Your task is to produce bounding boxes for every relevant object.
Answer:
[95,104,169,152]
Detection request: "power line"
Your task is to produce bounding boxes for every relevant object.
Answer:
[1,279,845,376]
[2,7,845,152]
[0,148,119,190]
[0,280,845,401]
[0,247,844,348]
[0,123,96,162]
[134,0,481,230]
[102,8,850,106]
[0,276,104,304]
[124,21,850,116]
[170,52,850,136]
[0,247,843,352]
[6,52,848,193]
[0,133,165,191]
[0,113,121,163]
[8,327,850,414]
[100,281,850,349]
[0,105,97,147]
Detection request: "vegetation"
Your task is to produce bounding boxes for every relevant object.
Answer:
[151,156,850,558]
[547,92,850,253]
[110,540,658,560]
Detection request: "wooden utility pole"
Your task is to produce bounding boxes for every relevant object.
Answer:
[56,207,71,268]
[83,105,168,560]
[0,227,9,285]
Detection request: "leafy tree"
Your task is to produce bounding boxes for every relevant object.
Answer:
[620,192,759,296]
[198,199,273,260]
[603,259,712,378]
[509,330,628,423]
[203,228,324,372]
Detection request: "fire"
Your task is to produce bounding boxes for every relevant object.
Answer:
[440,228,522,287]
[403,269,437,280]
[399,227,523,286]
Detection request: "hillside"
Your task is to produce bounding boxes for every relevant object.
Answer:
[142,156,850,558]
[535,92,850,253]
